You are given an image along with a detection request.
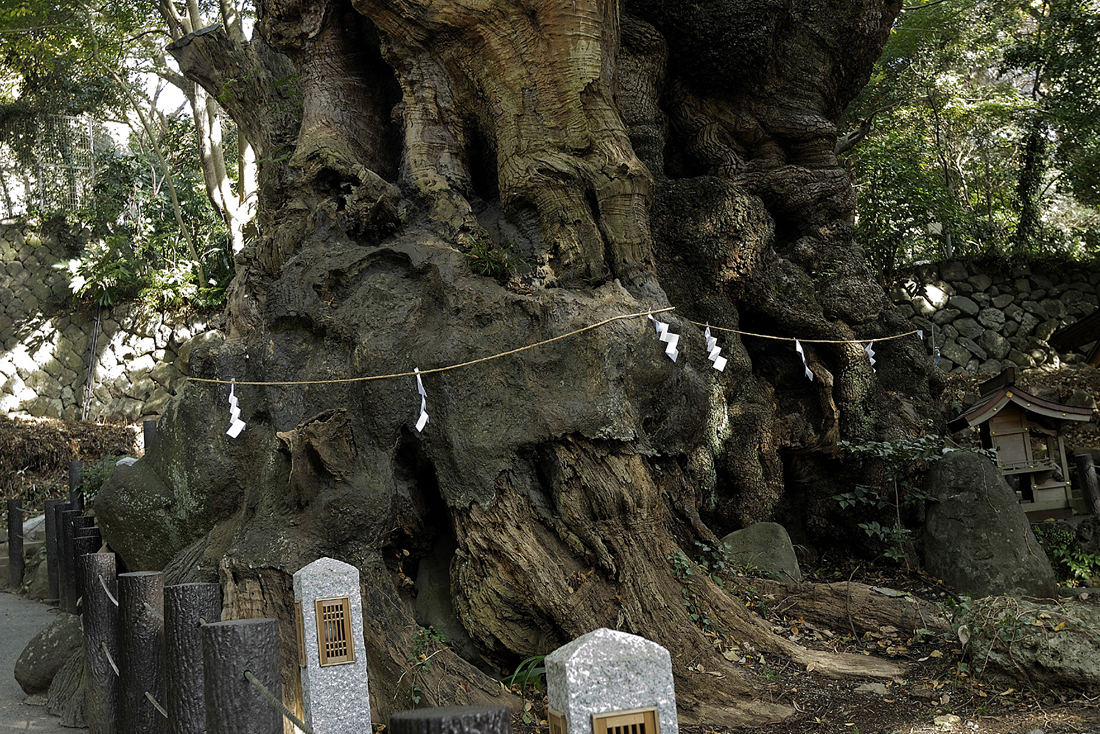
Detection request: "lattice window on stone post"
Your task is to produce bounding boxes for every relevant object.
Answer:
[592,707,659,734]
[315,596,355,666]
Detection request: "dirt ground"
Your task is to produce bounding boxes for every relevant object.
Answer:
[512,559,1100,734]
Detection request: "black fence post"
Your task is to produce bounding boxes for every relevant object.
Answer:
[390,706,512,734]
[165,583,222,734]
[79,552,119,734]
[1075,452,1100,517]
[67,516,95,613]
[44,499,63,601]
[118,571,167,734]
[143,420,157,451]
[202,619,282,734]
[59,507,80,613]
[69,460,84,512]
[7,498,23,589]
[73,526,102,614]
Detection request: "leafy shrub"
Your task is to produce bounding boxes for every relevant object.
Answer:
[1031,520,1100,584]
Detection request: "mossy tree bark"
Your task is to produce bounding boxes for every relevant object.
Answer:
[110,0,944,726]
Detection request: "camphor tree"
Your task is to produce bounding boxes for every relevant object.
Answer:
[96,0,943,725]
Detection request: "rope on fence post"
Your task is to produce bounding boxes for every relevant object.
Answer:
[143,601,165,622]
[243,670,315,734]
[145,691,169,719]
[99,574,118,606]
[102,641,119,676]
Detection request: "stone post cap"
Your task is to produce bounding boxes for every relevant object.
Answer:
[545,628,670,671]
[293,556,359,590]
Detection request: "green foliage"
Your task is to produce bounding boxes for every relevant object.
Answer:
[75,455,128,502]
[53,113,235,311]
[406,626,448,705]
[1031,520,1100,583]
[467,238,529,282]
[503,655,547,691]
[844,0,1100,275]
[835,435,951,561]
[667,549,716,631]
[55,236,141,306]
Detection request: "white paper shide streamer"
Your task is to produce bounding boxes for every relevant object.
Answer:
[704,325,727,372]
[648,314,679,362]
[414,368,429,432]
[865,341,877,373]
[226,382,246,438]
[794,339,814,381]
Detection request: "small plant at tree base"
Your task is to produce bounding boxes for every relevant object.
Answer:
[834,434,952,562]
[503,655,546,692]
[405,626,448,705]
[666,550,716,632]
[466,238,529,282]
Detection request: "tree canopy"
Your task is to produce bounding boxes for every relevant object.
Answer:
[842,0,1100,278]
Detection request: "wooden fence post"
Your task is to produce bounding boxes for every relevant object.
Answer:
[1074,452,1100,517]
[202,618,282,734]
[79,552,119,734]
[73,527,102,613]
[7,498,23,589]
[165,583,222,734]
[69,460,84,511]
[44,499,63,601]
[118,571,167,734]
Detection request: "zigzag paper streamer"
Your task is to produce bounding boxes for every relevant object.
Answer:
[648,314,679,362]
[865,341,877,373]
[226,382,246,438]
[794,339,814,381]
[704,325,727,372]
[414,368,429,432]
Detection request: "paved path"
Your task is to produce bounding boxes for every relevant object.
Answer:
[0,591,77,731]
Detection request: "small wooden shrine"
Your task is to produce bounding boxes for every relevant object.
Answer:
[948,368,1093,519]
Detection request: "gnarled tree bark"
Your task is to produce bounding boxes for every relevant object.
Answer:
[98,0,943,726]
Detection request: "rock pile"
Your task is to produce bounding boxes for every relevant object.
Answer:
[891,260,1099,373]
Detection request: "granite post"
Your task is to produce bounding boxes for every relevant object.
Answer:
[293,556,371,734]
[545,628,678,734]
[390,707,510,734]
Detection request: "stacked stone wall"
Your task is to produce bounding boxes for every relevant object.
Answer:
[0,220,221,422]
[891,260,1100,374]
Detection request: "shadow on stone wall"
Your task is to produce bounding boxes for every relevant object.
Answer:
[0,220,222,422]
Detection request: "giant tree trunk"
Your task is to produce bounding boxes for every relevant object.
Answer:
[95,0,943,726]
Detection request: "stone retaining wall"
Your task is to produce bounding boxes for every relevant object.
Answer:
[890,260,1100,374]
[0,220,222,422]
